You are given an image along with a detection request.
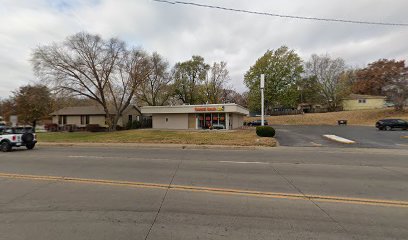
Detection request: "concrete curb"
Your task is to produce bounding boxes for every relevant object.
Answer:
[323,135,356,144]
[37,142,276,151]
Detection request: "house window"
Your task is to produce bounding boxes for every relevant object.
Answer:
[358,99,366,103]
[81,115,90,125]
[58,116,67,125]
[128,115,133,123]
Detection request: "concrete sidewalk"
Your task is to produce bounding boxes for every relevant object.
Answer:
[37,141,275,150]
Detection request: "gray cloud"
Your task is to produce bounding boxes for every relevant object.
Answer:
[0,0,407,97]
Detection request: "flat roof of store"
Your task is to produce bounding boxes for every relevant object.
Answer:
[141,103,249,115]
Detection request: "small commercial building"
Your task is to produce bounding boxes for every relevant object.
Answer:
[141,104,249,130]
[342,94,386,111]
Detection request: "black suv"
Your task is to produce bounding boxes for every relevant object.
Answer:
[247,120,269,126]
[376,119,408,131]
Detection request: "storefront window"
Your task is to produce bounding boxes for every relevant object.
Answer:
[197,113,226,129]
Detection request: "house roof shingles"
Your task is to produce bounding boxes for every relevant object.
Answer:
[51,106,107,116]
[51,105,140,116]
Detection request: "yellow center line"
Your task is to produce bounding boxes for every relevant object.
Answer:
[0,172,407,208]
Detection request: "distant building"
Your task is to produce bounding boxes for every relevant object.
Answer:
[141,103,249,130]
[342,94,386,111]
[50,105,141,128]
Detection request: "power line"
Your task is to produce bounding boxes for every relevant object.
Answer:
[152,0,408,27]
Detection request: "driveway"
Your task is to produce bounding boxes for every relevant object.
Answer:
[273,125,408,148]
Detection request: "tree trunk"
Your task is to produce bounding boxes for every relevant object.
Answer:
[32,120,37,133]
[112,114,121,131]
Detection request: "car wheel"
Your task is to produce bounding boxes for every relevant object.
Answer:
[22,133,34,143]
[385,126,392,131]
[0,142,11,152]
[26,143,35,150]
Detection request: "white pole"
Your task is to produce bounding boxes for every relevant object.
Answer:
[260,74,265,126]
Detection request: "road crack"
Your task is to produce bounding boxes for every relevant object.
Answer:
[269,163,356,239]
[144,159,182,240]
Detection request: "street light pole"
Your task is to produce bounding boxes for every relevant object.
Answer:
[260,74,265,126]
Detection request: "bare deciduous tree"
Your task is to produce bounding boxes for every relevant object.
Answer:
[221,89,248,107]
[138,52,172,106]
[204,61,230,104]
[382,64,408,111]
[305,54,347,111]
[32,32,150,130]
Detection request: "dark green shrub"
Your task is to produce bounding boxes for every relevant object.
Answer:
[256,126,275,137]
[132,120,142,129]
[127,120,142,130]
[126,121,132,130]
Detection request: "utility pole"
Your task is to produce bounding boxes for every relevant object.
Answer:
[260,74,265,126]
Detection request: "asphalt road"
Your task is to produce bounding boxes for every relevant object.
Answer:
[0,146,407,239]
[274,125,408,148]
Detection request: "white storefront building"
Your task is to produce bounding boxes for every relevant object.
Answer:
[141,104,249,130]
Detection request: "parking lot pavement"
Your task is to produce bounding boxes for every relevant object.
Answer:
[273,125,408,148]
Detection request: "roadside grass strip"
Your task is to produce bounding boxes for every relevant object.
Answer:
[0,172,407,208]
[323,134,356,144]
[401,136,408,139]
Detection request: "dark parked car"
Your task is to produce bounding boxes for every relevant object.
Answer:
[376,119,408,131]
[247,120,269,126]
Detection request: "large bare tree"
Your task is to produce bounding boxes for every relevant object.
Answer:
[32,32,150,130]
[138,52,172,106]
[382,63,408,111]
[304,54,347,111]
[204,61,230,104]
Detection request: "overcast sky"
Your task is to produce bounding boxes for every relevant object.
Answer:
[1,0,407,97]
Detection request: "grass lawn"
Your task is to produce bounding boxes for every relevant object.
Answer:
[37,129,276,147]
[246,108,408,126]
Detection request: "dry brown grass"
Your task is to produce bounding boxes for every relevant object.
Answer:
[37,129,276,147]
[246,108,408,126]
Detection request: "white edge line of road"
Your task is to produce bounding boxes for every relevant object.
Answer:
[323,135,356,144]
